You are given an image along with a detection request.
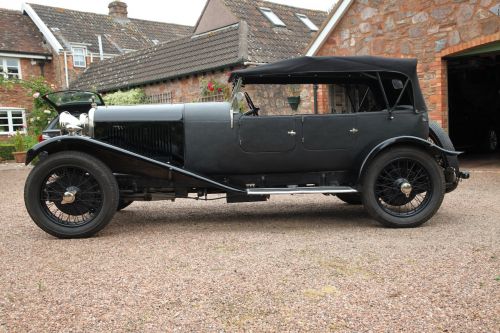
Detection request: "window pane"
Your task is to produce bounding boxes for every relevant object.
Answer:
[73,48,86,67]
[6,59,18,67]
[11,110,23,117]
[297,14,319,31]
[12,118,23,125]
[259,7,286,26]
[0,125,9,133]
[0,118,8,125]
[0,111,8,117]
[12,124,24,132]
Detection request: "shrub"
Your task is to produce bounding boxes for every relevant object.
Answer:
[11,131,25,152]
[0,144,15,160]
[103,89,146,105]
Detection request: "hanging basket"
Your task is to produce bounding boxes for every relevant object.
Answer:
[287,96,301,111]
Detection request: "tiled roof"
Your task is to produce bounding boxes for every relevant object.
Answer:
[0,9,50,55]
[221,0,328,63]
[71,0,328,92]
[28,3,193,54]
[71,24,245,92]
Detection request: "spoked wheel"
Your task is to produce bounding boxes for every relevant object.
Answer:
[362,147,445,228]
[25,151,119,238]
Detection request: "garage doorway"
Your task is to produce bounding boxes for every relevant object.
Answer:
[447,42,500,154]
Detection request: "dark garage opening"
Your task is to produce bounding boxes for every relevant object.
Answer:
[447,44,500,155]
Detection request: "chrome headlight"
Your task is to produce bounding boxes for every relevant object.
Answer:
[59,111,91,136]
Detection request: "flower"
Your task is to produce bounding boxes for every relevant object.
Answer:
[33,92,40,98]
[218,88,223,93]
[207,82,215,92]
[43,110,51,114]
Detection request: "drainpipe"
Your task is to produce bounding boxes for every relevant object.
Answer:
[63,51,69,89]
[313,84,319,114]
[98,35,104,61]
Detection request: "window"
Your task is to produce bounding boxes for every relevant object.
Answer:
[145,92,173,104]
[259,7,286,27]
[328,84,382,114]
[72,47,87,68]
[0,109,26,135]
[0,58,21,79]
[296,13,319,31]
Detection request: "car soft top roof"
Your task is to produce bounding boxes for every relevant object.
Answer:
[230,56,427,112]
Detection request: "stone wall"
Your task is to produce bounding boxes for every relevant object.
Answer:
[316,0,500,128]
[139,68,316,116]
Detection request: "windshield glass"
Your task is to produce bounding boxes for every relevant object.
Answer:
[44,91,104,107]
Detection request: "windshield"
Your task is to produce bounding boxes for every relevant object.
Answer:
[43,91,104,107]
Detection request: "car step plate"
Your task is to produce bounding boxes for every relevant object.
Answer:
[246,186,358,195]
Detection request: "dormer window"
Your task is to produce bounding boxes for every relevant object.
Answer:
[72,47,87,68]
[259,7,286,27]
[296,13,319,31]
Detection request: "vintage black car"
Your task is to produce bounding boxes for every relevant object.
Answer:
[24,56,469,238]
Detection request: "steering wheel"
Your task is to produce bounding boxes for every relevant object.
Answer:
[243,92,260,116]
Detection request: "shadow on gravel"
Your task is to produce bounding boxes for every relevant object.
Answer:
[108,202,379,235]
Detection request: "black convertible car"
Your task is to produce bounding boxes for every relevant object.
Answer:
[24,56,469,238]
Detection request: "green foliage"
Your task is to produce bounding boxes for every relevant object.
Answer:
[200,77,231,100]
[0,76,56,135]
[10,131,25,152]
[0,144,15,160]
[103,89,146,105]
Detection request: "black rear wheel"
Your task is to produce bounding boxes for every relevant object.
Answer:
[361,147,445,228]
[24,151,119,238]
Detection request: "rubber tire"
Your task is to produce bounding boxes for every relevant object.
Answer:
[361,147,445,228]
[429,121,459,193]
[117,199,133,211]
[336,193,362,205]
[24,151,119,239]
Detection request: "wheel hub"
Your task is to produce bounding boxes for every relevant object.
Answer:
[61,186,79,205]
[400,181,412,198]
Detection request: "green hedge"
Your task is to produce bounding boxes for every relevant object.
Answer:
[0,144,15,161]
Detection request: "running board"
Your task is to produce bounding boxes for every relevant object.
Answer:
[246,186,358,196]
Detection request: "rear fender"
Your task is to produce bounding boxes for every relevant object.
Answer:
[27,136,245,193]
[357,136,462,183]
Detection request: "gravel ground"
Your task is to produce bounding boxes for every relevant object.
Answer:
[0,164,499,332]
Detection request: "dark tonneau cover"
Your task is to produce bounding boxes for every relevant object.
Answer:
[230,56,427,111]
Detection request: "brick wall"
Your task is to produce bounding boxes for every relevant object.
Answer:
[0,58,57,111]
[316,0,500,129]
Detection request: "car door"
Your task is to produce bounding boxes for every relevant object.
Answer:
[302,114,357,151]
[238,116,297,153]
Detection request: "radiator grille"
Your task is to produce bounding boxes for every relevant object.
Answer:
[94,122,184,164]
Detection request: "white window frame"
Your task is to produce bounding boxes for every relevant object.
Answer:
[259,7,286,27]
[0,108,27,135]
[72,46,87,68]
[296,13,319,31]
[0,57,22,79]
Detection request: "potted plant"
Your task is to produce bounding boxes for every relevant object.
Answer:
[287,84,302,111]
[11,130,27,163]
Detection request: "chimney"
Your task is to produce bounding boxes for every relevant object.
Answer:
[108,1,128,19]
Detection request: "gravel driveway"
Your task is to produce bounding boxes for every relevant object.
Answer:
[0,164,499,332]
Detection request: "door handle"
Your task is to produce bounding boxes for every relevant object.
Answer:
[288,130,297,136]
[349,128,359,134]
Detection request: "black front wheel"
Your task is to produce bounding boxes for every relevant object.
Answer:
[24,151,119,238]
[361,147,445,228]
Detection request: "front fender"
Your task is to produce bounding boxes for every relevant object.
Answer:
[26,136,245,193]
[357,136,462,182]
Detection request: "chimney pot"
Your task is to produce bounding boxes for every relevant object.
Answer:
[108,1,128,19]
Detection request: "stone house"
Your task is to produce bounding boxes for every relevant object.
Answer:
[72,0,328,115]
[306,0,499,146]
